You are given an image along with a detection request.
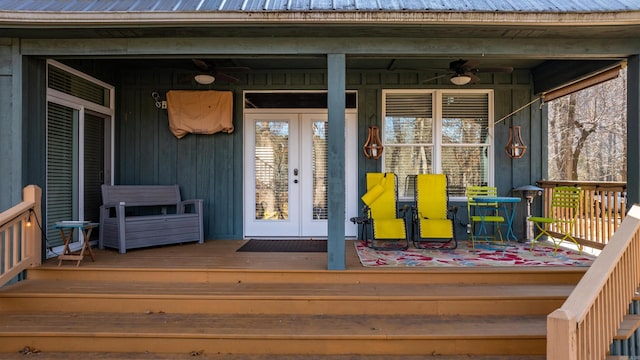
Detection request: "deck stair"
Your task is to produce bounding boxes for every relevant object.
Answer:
[0,266,588,358]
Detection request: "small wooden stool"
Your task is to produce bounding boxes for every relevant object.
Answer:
[54,221,98,267]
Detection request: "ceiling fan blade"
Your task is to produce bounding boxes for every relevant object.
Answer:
[192,59,210,71]
[468,73,482,83]
[422,73,453,83]
[214,72,241,84]
[461,59,480,70]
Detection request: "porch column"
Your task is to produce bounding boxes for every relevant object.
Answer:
[628,55,640,207]
[327,53,346,270]
[0,40,22,211]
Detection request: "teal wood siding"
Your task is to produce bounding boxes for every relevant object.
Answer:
[113,67,538,240]
[117,70,245,239]
[0,40,18,211]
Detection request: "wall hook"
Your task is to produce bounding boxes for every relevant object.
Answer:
[151,92,167,109]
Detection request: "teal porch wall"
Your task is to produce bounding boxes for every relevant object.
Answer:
[0,39,21,212]
[114,66,540,240]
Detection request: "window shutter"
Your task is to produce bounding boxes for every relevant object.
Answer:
[442,93,488,118]
[48,64,110,107]
[46,102,75,246]
[385,93,432,117]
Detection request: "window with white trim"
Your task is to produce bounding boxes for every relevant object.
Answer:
[382,89,494,200]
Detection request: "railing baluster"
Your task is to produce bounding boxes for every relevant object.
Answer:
[538,181,626,248]
[0,185,42,286]
[548,204,640,360]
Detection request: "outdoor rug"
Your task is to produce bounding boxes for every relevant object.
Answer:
[237,239,327,252]
[355,240,595,267]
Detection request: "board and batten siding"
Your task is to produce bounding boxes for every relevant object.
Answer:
[0,39,21,212]
[114,67,537,240]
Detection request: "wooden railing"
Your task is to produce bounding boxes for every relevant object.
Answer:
[537,180,626,249]
[0,185,42,287]
[547,204,640,360]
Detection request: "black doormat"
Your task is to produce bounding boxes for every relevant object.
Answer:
[237,239,327,252]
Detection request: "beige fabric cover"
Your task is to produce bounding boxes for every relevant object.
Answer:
[166,90,234,139]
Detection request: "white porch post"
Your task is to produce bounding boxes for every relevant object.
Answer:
[327,53,346,270]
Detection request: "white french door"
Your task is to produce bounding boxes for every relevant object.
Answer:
[244,111,357,238]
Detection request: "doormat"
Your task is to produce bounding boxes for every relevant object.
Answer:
[355,240,595,267]
[237,239,327,252]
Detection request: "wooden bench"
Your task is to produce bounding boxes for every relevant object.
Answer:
[99,185,204,254]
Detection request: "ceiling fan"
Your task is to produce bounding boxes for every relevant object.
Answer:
[191,59,250,84]
[422,59,513,85]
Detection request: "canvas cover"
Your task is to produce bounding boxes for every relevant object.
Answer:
[166,90,234,139]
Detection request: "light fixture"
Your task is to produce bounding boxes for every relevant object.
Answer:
[450,74,472,86]
[363,125,384,159]
[505,125,527,159]
[194,74,215,85]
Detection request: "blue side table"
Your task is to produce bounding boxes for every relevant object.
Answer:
[54,221,98,267]
[472,196,522,243]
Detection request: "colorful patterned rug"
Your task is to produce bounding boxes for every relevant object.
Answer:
[354,240,596,267]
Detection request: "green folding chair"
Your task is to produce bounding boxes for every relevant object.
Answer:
[528,186,582,254]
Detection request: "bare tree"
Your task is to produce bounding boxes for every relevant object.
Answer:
[548,68,627,181]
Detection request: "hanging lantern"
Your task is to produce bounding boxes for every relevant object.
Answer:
[363,125,384,159]
[505,125,527,159]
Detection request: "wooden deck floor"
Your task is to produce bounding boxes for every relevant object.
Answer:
[45,239,358,270]
[42,239,593,275]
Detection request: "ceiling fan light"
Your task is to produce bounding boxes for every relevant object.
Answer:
[194,74,215,85]
[450,74,472,86]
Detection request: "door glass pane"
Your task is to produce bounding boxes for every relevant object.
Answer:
[312,121,328,220]
[254,121,289,220]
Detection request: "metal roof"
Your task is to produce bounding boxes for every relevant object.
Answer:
[0,0,639,12]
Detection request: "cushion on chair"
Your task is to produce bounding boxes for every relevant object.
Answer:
[373,218,407,239]
[366,173,397,220]
[419,219,453,238]
[361,184,385,206]
[417,174,448,219]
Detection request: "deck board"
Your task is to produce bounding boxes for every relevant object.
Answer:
[46,239,339,270]
[42,239,591,272]
[0,312,545,337]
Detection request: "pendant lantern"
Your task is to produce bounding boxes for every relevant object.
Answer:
[505,125,527,159]
[363,126,384,159]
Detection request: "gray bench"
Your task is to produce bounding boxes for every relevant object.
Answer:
[99,184,204,254]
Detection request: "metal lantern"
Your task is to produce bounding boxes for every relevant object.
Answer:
[505,125,527,159]
[363,125,384,159]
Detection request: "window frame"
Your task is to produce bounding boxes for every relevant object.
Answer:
[381,89,495,202]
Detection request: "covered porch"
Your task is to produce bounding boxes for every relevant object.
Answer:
[1,1,640,358]
[1,2,639,272]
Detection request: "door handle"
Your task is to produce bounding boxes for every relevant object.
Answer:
[294,168,299,176]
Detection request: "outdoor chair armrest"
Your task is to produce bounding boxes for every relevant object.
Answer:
[178,199,203,214]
